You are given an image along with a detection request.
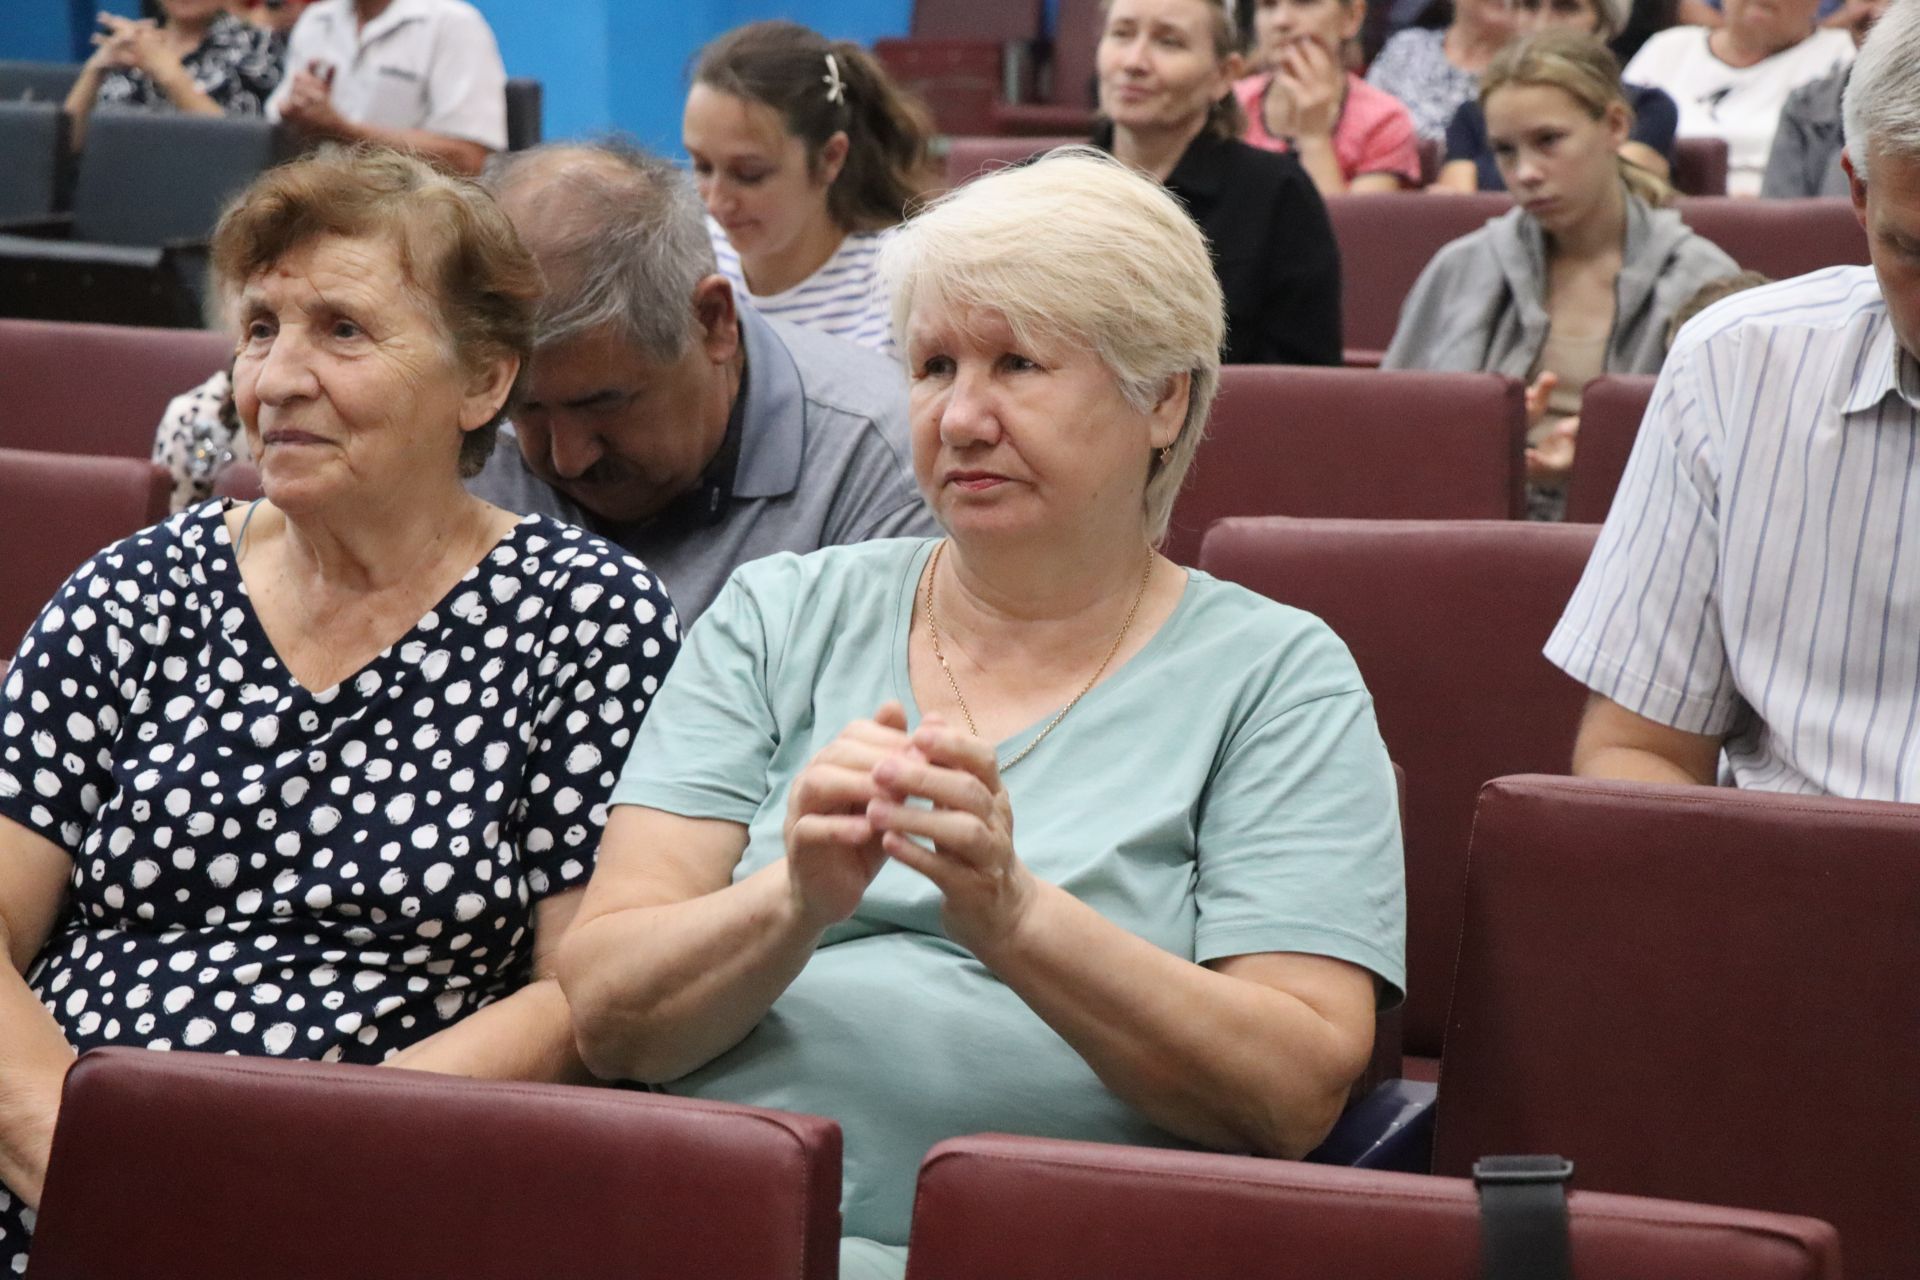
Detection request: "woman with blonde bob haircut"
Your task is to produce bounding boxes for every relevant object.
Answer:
[1384,31,1736,519]
[558,148,1405,1279]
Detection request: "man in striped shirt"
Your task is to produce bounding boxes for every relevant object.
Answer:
[1543,0,1920,800]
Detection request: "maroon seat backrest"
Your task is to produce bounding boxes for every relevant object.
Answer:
[910,0,1042,40]
[0,447,169,657]
[942,133,1078,188]
[1045,0,1101,107]
[1164,366,1526,566]
[905,1134,1840,1280]
[1565,373,1656,524]
[1199,518,1598,1065]
[1675,197,1868,279]
[1437,775,1920,1280]
[1671,135,1730,196]
[0,317,233,458]
[213,458,263,501]
[32,1048,842,1280]
[1324,192,1510,359]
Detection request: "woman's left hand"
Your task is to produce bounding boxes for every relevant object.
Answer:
[866,715,1036,954]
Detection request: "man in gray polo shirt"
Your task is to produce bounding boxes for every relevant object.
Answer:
[472,141,934,624]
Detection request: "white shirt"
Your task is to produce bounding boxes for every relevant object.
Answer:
[266,0,507,151]
[1623,26,1852,196]
[1545,266,1920,800]
[710,219,898,359]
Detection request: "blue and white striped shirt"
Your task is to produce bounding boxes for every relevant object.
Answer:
[710,219,897,359]
[1545,265,1920,799]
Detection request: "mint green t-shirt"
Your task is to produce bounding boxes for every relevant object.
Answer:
[611,538,1406,1254]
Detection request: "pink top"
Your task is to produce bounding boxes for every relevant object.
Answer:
[1235,71,1423,187]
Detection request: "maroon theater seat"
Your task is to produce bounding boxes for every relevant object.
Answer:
[1565,373,1656,524]
[1670,136,1730,196]
[0,317,232,458]
[942,133,1077,188]
[875,0,1044,135]
[1325,191,1510,361]
[1164,366,1526,566]
[1437,775,1920,1280]
[905,1134,1840,1279]
[1199,518,1598,1071]
[989,0,1101,134]
[31,1048,842,1280]
[213,458,263,501]
[1676,197,1868,279]
[0,447,168,657]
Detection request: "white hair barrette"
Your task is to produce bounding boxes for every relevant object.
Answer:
[822,52,847,105]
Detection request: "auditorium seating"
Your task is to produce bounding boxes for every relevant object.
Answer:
[214,459,264,502]
[1326,192,1511,361]
[0,448,170,657]
[31,1047,844,1280]
[0,100,66,222]
[1675,197,1868,279]
[1566,372,1656,524]
[505,77,544,151]
[1163,367,1526,565]
[905,1134,1841,1279]
[1199,517,1597,1074]
[989,0,1100,134]
[1671,136,1729,196]
[0,317,233,458]
[943,133,1075,187]
[0,59,79,103]
[1435,775,1920,1280]
[876,0,1044,135]
[0,111,291,327]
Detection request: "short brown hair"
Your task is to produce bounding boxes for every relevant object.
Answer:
[211,145,542,478]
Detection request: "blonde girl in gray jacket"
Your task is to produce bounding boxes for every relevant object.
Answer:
[1383,30,1738,519]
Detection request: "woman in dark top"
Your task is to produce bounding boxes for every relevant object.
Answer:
[63,0,282,148]
[1095,0,1342,365]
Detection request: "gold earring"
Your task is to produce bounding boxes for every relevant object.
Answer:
[1158,445,1174,466]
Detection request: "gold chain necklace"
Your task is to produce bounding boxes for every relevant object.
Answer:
[922,540,1154,773]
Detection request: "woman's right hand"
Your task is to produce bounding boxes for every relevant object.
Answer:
[783,702,912,929]
[83,13,148,71]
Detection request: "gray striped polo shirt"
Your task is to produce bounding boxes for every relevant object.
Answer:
[1545,265,1920,799]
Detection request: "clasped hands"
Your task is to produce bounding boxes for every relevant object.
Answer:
[783,701,1033,952]
[85,12,178,79]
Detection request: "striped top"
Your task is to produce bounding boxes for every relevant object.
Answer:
[709,219,897,358]
[1544,265,1920,800]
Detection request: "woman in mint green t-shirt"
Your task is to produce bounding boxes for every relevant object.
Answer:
[557,149,1406,1279]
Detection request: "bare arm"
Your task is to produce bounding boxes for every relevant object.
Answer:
[381,888,592,1084]
[869,719,1379,1159]
[1570,693,1723,785]
[0,818,78,1209]
[1431,159,1482,192]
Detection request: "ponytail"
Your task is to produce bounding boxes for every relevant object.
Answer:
[1618,153,1674,209]
[692,21,938,231]
[1482,29,1671,207]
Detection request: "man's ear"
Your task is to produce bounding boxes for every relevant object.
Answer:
[691,275,742,364]
[1843,146,1869,230]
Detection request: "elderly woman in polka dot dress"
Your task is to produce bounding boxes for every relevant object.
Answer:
[0,146,679,1269]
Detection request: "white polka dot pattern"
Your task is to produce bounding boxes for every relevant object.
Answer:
[0,503,679,1264]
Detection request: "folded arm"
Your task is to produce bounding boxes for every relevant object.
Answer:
[1570,693,1723,785]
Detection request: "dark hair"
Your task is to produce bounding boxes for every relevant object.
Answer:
[693,20,938,231]
[211,145,541,478]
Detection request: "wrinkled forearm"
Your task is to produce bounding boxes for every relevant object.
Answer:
[382,979,588,1085]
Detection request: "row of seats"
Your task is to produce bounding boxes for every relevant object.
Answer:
[35,757,1912,1276]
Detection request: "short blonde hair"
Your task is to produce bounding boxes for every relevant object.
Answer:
[880,147,1224,545]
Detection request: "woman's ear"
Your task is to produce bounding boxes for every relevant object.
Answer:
[460,353,520,434]
[818,131,851,188]
[1150,371,1191,448]
[1603,100,1630,147]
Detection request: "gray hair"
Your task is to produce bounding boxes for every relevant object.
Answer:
[879,147,1224,546]
[482,139,718,360]
[1843,0,1920,184]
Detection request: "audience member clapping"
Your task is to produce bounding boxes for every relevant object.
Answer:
[61,0,282,149]
[1234,0,1424,192]
[685,21,938,357]
[1365,0,1517,142]
[1096,0,1343,364]
[1623,0,1853,194]
[1384,31,1736,518]
[554,149,1404,1280]
[0,146,679,1275]
[1435,0,1678,189]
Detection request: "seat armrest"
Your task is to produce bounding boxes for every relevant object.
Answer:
[1303,1078,1436,1173]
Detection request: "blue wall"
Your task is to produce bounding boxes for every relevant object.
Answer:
[1,0,914,153]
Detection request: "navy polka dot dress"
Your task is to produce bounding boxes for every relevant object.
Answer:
[0,503,679,1271]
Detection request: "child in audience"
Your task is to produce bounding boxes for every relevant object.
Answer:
[63,0,282,148]
[1383,31,1737,518]
[1234,0,1424,192]
[1434,0,1677,190]
[685,21,938,357]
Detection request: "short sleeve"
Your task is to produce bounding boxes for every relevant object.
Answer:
[1542,340,1743,733]
[513,543,681,897]
[1355,94,1423,185]
[1192,637,1405,1004]
[610,564,786,824]
[264,8,320,119]
[1630,85,1678,159]
[421,5,508,150]
[0,554,139,856]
